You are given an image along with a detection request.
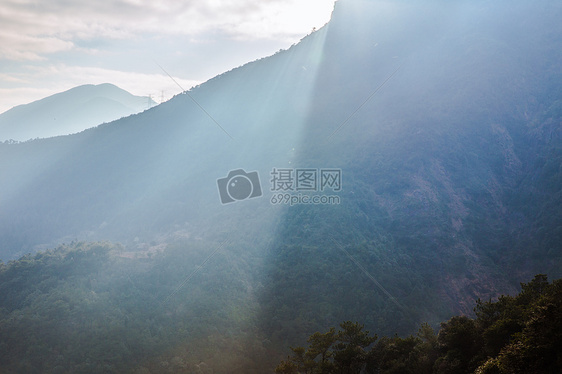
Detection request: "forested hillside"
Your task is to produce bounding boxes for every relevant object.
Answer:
[275,275,562,373]
[0,242,267,373]
[0,0,561,372]
[1,243,559,373]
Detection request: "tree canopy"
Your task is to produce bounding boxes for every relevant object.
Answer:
[276,274,562,374]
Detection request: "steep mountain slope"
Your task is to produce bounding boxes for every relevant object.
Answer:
[0,83,155,141]
[0,0,561,371]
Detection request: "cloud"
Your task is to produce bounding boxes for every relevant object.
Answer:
[0,0,336,113]
[0,0,334,61]
[0,33,74,61]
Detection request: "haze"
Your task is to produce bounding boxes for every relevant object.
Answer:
[0,0,336,114]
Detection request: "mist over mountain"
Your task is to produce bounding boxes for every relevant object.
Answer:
[0,83,155,141]
[0,0,561,372]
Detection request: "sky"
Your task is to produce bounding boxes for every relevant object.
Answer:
[0,0,337,114]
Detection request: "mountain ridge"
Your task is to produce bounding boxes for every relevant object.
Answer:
[0,83,156,141]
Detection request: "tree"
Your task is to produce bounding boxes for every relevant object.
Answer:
[433,316,481,374]
[333,321,377,373]
[493,278,562,373]
[306,328,337,373]
[274,322,376,374]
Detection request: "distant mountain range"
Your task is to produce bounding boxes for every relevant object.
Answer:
[0,0,561,371]
[0,83,156,141]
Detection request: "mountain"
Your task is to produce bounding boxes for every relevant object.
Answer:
[0,83,156,141]
[0,0,561,372]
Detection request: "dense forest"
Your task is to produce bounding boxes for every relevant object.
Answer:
[0,242,560,373]
[0,241,267,373]
[276,274,562,374]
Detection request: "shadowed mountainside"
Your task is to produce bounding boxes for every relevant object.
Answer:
[0,0,561,371]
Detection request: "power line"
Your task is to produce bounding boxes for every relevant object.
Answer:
[154,61,234,140]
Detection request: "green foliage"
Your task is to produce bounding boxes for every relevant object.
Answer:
[0,240,269,373]
[434,316,481,374]
[276,275,562,374]
[333,321,377,373]
[491,277,562,373]
[275,321,376,374]
[5,245,558,373]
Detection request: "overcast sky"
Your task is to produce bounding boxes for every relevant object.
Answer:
[0,0,337,114]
